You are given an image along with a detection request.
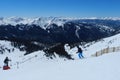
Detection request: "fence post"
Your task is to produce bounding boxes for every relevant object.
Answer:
[103,49,105,54]
[93,46,120,57]
[113,47,115,52]
[101,50,103,55]
[106,47,109,53]
[17,62,19,69]
[96,52,98,57]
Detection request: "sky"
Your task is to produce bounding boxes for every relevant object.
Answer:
[0,0,120,17]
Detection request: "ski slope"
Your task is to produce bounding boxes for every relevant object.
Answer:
[0,52,120,80]
[0,33,120,80]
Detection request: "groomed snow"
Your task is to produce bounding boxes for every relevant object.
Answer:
[0,52,120,80]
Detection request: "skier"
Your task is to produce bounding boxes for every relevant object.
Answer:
[76,46,84,59]
[4,57,11,66]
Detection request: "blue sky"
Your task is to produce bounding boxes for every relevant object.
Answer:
[0,0,120,17]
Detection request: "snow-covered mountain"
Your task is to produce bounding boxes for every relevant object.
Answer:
[0,17,120,29]
[0,17,69,29]
[0,17,119,42]
[0,17,120,58]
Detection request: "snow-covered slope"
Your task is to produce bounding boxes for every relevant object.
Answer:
[0,33,120,80]
[65,33,120,58]
[84,33,120,56]
[0,40,26,67]
[0,40,61,68]
[1,52,120,80]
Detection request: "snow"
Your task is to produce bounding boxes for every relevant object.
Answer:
[0,17,68,30]
[0,40,26,67]
[97,25,115,32]
[75,25,80,39]
[0,33,120,80]
[65,33,120,58]
[84,33,120,56]
[0,52,120,80]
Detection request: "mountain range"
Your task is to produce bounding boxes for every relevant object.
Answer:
[0,17,120,58]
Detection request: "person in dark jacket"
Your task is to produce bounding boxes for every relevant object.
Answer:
[76,46,84,59]
[4,57,11,66]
